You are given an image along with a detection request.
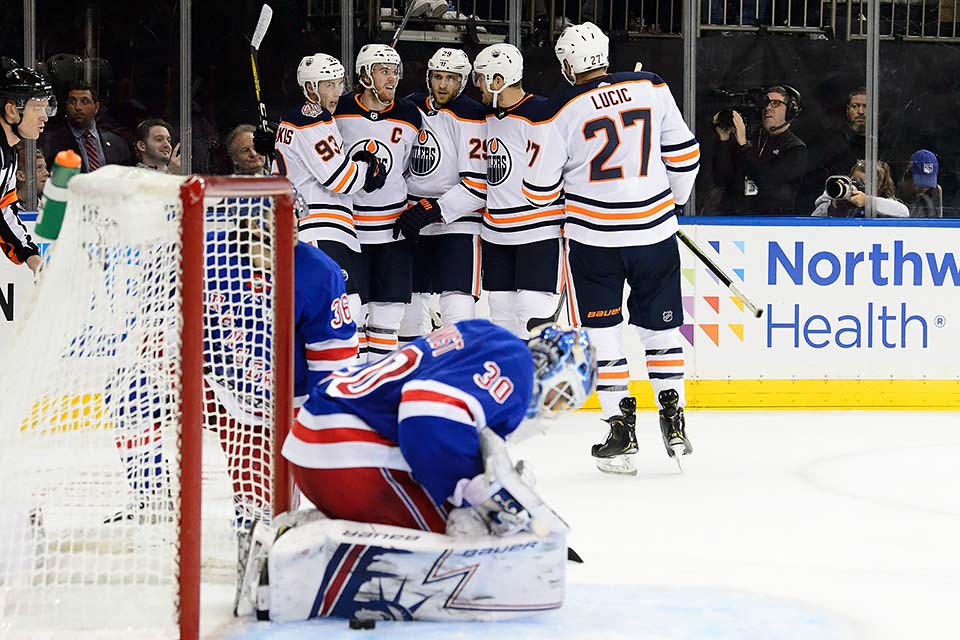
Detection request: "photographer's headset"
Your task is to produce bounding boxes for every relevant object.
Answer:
[763,84,802,132]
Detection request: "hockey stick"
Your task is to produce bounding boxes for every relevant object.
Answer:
[526,290,566,333]
[677,229,763,318]
[249,4,274,157]
[391,0,420,48]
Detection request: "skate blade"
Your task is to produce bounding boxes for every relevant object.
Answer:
[595,455,637,476]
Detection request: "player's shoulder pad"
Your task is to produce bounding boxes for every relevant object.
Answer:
[331,91,365,117]
[609,70,667,86]
[406,92,431,112]
[445,94,489,122]
[496,94,556,123]
[281,102,333,127]
[387,96,423,129]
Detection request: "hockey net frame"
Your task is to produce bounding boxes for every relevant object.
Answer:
[0,169,295,640]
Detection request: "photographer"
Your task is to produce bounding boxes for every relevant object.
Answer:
[711,86,807,215]
[811,159,908,218]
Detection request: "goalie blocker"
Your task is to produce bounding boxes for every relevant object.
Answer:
[239,513,566,622]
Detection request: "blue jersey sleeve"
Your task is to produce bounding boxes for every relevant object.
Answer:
[294,243,359,402]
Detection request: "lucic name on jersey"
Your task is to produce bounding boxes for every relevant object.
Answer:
[282,319,534,505]
[523,71,700,248]
[482,94,564,246]
[406,92,489,236]
[334,92,422,245]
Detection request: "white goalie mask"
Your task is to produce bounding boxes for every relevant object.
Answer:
[426,48,472,98]
[297,53,345,100]
[472,43,523,109]
[555,21,610,85]
[356,44,403,87]
[525,324,598,421]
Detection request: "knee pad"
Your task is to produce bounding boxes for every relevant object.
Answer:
[635,327,685,408]
[439,292,476,325]
[487,291,519,336]
[516,290,558,339]
[587,325,630,417]
[367,302,406,362]
[635,326,684,351]
[347,293,363,329]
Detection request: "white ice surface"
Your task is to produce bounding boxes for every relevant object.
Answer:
[207,410,960,640]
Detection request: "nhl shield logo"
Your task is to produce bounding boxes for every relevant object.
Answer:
[662,310,673,323]
[347,139,394,175]
[409,129,442,177]
[486,137,512,186]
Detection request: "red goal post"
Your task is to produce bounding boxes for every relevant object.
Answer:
[0,169,296,640]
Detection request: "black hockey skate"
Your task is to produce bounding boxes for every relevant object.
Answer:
[659,389,692,465]
[591,397,639,476]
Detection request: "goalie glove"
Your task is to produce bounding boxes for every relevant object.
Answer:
[253,122,277,157]
[392,198,443,240]
[351,150,388,193]
[453,474,532,537]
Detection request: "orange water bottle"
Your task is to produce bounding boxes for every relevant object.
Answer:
[35,149,82,240]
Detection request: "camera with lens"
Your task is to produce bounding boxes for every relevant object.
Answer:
[824,175,866,217]
[712,88,763,133]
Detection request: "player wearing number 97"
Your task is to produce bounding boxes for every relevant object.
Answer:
[472,44,564,340]
[281,319,596,534]
[522,23,699,474]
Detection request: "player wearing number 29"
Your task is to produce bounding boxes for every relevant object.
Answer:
[523,23,699,474]
[473,44,564,340]
[281,319,597,534]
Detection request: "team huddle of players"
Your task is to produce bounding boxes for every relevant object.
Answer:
[267,21,700,477]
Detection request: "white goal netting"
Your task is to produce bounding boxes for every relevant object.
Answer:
[0,166,292,639]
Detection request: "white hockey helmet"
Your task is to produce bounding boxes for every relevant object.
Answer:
[555,21,610,85]
[355,44,403,88]
[297,53,345,100]
[426,47,472,97]
[472,43,523,108]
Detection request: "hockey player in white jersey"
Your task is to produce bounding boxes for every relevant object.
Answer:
[472,44,563,340]
[393,48,488,342]
[523,23,700,473]
[269,53,387,359]
[334,45,422,362]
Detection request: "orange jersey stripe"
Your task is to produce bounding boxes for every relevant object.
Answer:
[279,119,329,131]
[646,358,684,367]
[332,162,357,193]
[354,211,403,222]
[662,148,700,163]
[522,186,561,202]
[301,211,355,227]
[463,177,487,191]
[566,198,674,222]
[484,207,563,225]
[367,335,398,346]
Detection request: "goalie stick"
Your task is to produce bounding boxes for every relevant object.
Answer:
[249,5,274,160]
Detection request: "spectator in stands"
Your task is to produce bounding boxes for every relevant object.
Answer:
[711,85,807,215]
[14,143,49,211]
[811,159,907,218]
[135,118,181,174]
[899,149,942,218]
[41,82,131,173]
[225,124,267,175]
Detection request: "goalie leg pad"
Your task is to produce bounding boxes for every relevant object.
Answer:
[264,517,567,623]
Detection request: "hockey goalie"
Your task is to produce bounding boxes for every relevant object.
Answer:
[237,320,597,622]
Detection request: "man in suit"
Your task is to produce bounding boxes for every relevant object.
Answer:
[41,82,131,172]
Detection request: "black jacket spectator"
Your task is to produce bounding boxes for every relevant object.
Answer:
[713,129,807,215]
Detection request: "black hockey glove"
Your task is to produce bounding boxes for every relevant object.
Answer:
[392,198,443,241]
[352,150,388,193]
[253,122,277,157]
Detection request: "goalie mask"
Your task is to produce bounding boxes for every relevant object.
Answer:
[426,48,471,100]
[297,53,345,101]
[526,324,597,420]
[555,21,609,85]
[472,43,523,109]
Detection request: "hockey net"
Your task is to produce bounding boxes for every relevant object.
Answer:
[0,167,295,639]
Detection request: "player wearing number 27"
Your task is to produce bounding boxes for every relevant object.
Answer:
[523,23,699,474]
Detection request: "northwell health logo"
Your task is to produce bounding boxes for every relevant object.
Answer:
[680,239,749,347]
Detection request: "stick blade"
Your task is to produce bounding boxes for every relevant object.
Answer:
[252,4,274,49]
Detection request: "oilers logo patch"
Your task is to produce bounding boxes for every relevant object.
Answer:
[486,137,512,186]
[409,129,442,177]
[347,139,394,175]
